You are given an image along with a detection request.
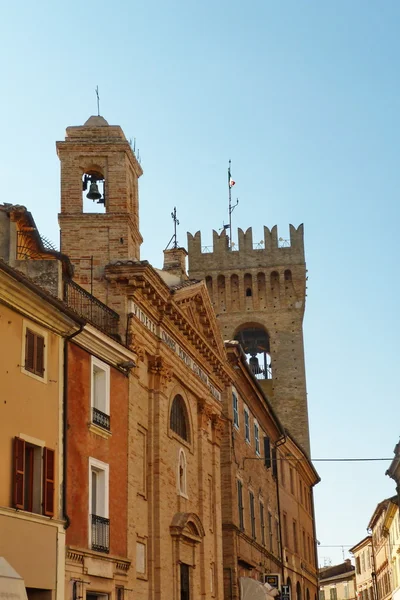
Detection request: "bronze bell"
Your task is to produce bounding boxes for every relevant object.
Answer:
[249,355,261,374]
[86,181,102,201]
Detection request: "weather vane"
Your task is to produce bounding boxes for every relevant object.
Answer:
[165,207,180,250]
[95,86,100,116]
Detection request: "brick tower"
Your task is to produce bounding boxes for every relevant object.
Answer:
[57,115,143,303]
[187,224,311,455]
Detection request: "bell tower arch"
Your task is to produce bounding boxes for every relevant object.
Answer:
[57,115,143,302]
[187,224,311,456]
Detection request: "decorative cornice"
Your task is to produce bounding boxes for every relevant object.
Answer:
[148,355,173,389]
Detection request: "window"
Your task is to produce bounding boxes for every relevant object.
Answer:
[330,588,337,600]
[237,480,244,530]
[89,458,109,553]
[260,502,265,546]
[13,437,54,516]
[293,520,298,553]
[290,467,295,494]
[356,557,361,575]
[24,328,45,377]
[320,591,325,600]
[268,511,273,552]
[249,491,256,539]
[264,436,271,468]
[91,357,110,430]
[244,407,250,443]
[170,395,190,442]
[343,583,349,600]
[180,563,190,600]
[283,513,288,548]
[178,449,187,497]
[254,421,260,455]
[271,447,278,479]
[232,390,239,428]
[136,541,147,575]
[276,519,281,557]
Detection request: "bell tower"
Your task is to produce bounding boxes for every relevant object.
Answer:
[187,224,311,456]
[57,115,143,302]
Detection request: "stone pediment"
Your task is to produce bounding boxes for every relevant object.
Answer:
[172,280,226,362]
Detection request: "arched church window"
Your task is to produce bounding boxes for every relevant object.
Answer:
[170,395,190,442]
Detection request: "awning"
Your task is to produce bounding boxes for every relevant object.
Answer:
[0,557,28,600]
[239,577,280,600]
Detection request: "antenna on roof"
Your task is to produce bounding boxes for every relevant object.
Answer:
[95,86,100,116]
[165,207,180,250]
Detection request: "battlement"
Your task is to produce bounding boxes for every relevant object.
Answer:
[187,225,305,273]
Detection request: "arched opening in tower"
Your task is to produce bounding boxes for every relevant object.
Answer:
[82,168,106,213]
[234,325,272,380]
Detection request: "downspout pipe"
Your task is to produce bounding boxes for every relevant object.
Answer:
[63,322,85,529]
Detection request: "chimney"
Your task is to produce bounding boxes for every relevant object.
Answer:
[163,247,188,281]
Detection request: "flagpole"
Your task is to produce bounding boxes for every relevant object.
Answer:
[228,159,232,249]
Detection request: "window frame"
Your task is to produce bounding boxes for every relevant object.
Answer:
[21,320,48,383]
[244,405,251,444]
[232,389,239,429]
[170,394,191,443]
[254,420,260,455]
[88,457,109,550]
[91,356,111,430]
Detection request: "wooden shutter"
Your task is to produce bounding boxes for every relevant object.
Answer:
[271,447,278,479]
[13,437,25,509]
[35,334,45,376]
[25,329,35,372]
[264,436,271,469]
[43,447,55,516]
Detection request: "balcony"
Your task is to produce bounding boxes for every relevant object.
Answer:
[91,514,110,553]
[64,279,120,339]
[92,407,110,431]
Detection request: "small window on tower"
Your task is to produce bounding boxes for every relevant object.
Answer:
[82,170,106,213]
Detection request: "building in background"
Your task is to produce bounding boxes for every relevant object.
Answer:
[368,498,396,600]
[349,536,373,600]
[0,250,82,600]
[319,560,356,600]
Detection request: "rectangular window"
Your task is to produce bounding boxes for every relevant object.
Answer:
[343,583,349,600]
[320,591,325,600]
[237,480,244,530]
[89,457,109,553]
[24,328,45,377]
[232,391,239,428]
[293,520,298,553]
[330,587,337,600]
[264,436,271,469]
[268,511,273,552]
[260,502,265,546]
[249,491,256,539]
[244,407,250,443]
[283,513,288,548]
[290,467,295,495]
[91,357,111,431]
[136,540,147,575]
[271,447,278,479]
[276,520,281,558]
[254,421,260,455]
[180,564,190,600]
[356,557,361,575]
[280,454,285,486]
[12,437,54,516]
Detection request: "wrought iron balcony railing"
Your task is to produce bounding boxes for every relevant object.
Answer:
[92,407,110,431]
[64,279,119,339]
[91,514,110,553]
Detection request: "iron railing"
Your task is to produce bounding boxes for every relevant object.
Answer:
[64,279,119,338]
[91,514,110,553]
[92,407,110,431]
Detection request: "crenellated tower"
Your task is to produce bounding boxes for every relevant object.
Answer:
[57,115,143,303]
[187,224,310,455]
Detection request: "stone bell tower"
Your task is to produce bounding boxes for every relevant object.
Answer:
[187,224,311,456]
[57,115,143,303]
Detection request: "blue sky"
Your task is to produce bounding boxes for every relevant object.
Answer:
[1,0,399,566]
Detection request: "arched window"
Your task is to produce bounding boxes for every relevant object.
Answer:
[178,448,187,496]
[296,582,302,600]
[170,395,190,441]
